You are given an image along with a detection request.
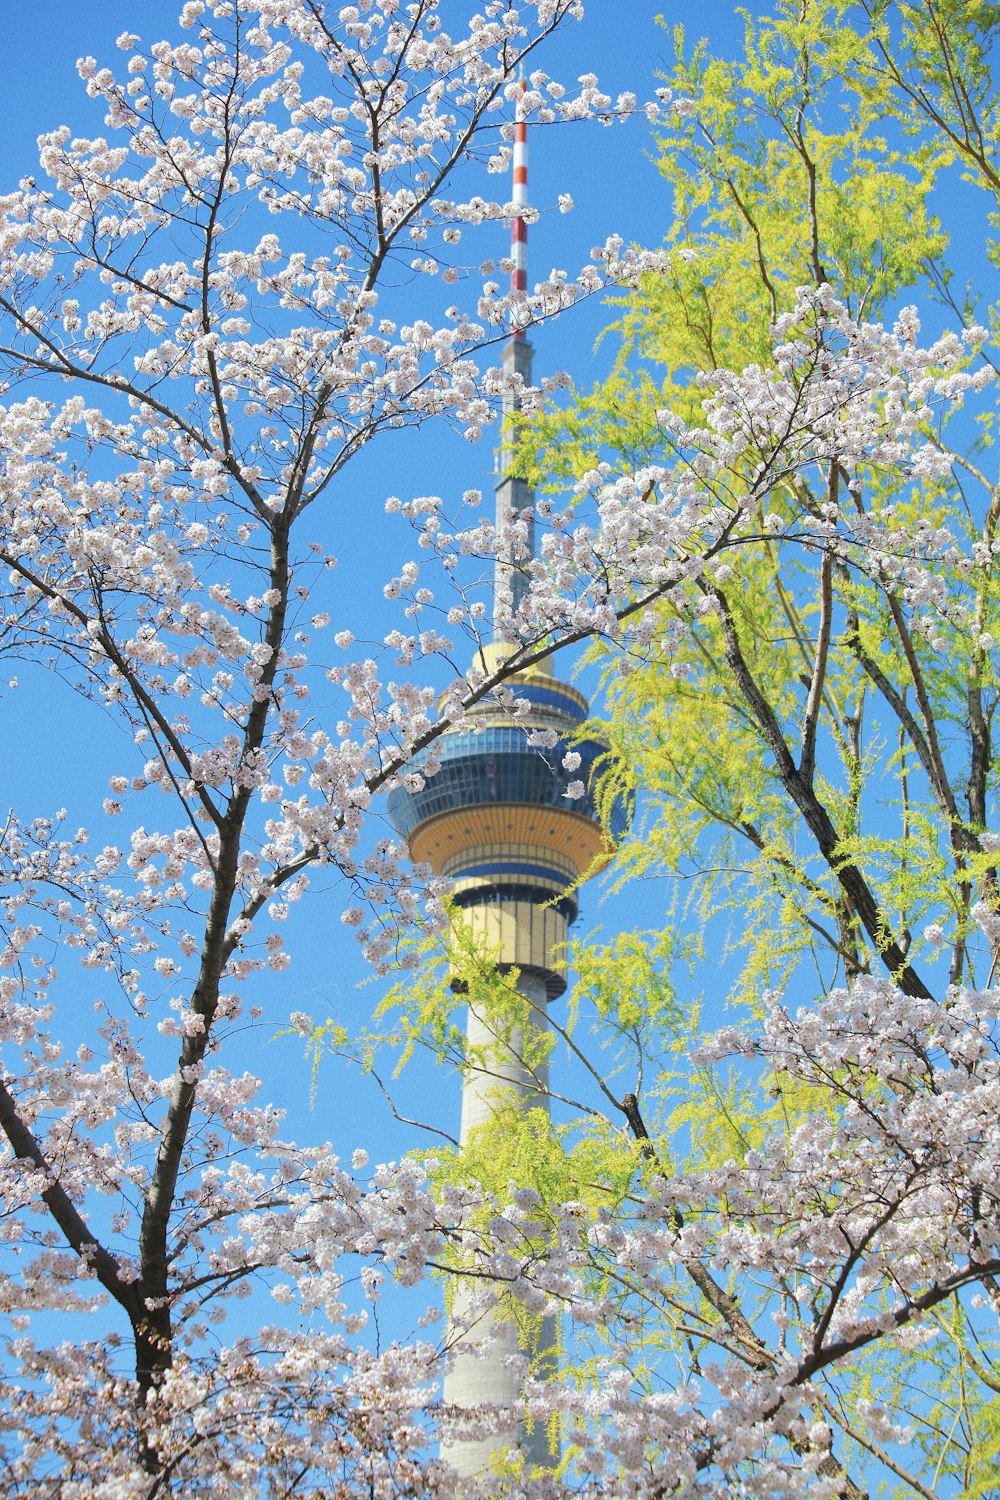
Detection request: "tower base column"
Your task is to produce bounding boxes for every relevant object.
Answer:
[441,969,559,1476]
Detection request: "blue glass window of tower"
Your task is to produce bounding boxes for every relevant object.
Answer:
[386,727,629,840]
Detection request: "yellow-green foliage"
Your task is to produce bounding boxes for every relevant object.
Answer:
[537,0,1000,1004]
[527,1,949,492]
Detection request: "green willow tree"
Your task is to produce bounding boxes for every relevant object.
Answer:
[467,0,1000,1492]
[526,0,1000,1000]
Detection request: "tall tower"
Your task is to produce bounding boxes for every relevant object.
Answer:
[387,85,625,1474]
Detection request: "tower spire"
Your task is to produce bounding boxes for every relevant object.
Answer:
[494,73,535,639]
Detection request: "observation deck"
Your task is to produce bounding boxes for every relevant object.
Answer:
[387,644,627,998]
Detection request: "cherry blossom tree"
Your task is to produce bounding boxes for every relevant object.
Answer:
[0,0,662,1489]
[1,0,999,1496]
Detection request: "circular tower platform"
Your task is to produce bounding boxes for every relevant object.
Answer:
[387,645,627,998]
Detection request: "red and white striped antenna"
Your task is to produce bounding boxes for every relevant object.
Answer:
[510,70,528,335]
